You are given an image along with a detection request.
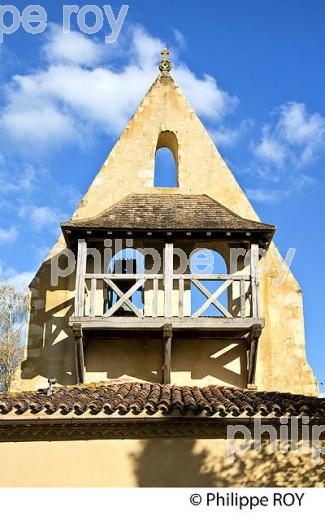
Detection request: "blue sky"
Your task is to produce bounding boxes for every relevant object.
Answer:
[0,1,324,387]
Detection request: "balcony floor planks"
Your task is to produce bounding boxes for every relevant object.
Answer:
[69,316,264,332]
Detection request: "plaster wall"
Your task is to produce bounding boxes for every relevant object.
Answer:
[0,438,323,487]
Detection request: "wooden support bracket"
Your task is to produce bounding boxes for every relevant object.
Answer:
[72,323,85,385]
[162,323,173,384]
[247,324,262,389]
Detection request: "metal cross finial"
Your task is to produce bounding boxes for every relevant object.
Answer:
[161,48,169,59]
[159,47,172,77]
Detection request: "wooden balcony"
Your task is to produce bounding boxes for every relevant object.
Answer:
[69,272,263,333]
[70,239,261,326]
[69,240,263,388]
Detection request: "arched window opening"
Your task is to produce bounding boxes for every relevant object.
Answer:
[105,248,144,315]
[154,130,178,187]
[190,249,228,317]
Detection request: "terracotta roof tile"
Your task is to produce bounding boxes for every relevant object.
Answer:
[0,383,324,418]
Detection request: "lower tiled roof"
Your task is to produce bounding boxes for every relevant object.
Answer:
[0,383,324,418]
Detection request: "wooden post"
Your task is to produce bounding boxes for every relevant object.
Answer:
[89,277,96,317]
[250,244,260,318]
[72,323,85,384]
[247,324,262,389]
[162,324,172,384]
[152,276,158,318]
[240,277,246,318]
[75,239,87,317]
[164,242,173,319]
[179,276,184,318]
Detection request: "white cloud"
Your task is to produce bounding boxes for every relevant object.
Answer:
[131,26,164,70]
[278,102,325,145]
[0,26,239,149]
[0,161,40,217]
[43,24,104,66]
[6,271,33,291]
[0,261,33,290]
[295,174,316,190]
[0,156,71,244]
[253,102,325,168]
[1,103,78,147]
[211,119,252,147]
[246,171,316,204]
[0,226,18,244]
[249,101,325,202]
[277,102,325,165]
[17,204,67,232]
[173,66,238,121]
[253,131,286,167]
[246,188,285,203]
[0,163,37,195]
[28,206,67,231]
[172,29,187,50]
[18,165,38,192]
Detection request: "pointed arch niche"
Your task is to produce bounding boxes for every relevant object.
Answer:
[154,131,179,187]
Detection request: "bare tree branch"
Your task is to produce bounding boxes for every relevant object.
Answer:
[0,279,28,391]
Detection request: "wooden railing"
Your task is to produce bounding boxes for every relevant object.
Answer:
[84,273,162,318]
[73,240,260,321]
[175,274,251,319]
[75,272,256,319]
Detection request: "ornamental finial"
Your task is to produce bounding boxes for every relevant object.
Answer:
[159,48,172,77]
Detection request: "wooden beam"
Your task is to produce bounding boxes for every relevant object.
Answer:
[152,276,158,318]
[250,244,260,318]
[164,242,173,318]
[177,274,250,281]
[192,279,233,318]
[72,323,85,384]
[69,316,265,331]
[85,274,163,280]
[162,324,172,384]
[103,278,144,317]
[247,324,262,388]
[86,273,248,281]
[179,277,184,318]
[89,277,96,317]
[240,278,246,318]
[75,239,87,317]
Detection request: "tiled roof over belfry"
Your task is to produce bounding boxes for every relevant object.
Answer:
[61,194,275,235]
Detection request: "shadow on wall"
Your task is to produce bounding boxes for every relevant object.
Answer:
[22,254,76,386]
[172,340,247,387]
[84,338,247,386]
[85,338,164,383]
[131,439,325,487]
